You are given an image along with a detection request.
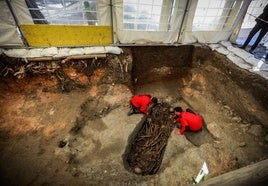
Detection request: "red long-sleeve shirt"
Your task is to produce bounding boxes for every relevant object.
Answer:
[176,111,203,134]
[131,95,152,115]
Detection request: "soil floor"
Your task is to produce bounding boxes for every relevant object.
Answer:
[0,46,267,185]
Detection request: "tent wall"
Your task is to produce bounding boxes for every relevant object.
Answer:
[10,0,33,24]
[113,0,187,44]
[0,0,255,47]
[0,0,24,46]
[181,0,251,44]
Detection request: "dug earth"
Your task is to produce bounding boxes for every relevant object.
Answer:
[0,45,267,185]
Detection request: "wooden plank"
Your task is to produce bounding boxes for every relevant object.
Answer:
[25,54,107,62]
[199,159,268,186]
[20,24,112,47]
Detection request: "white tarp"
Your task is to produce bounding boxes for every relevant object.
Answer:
[0,1,23,46]
[97,0,112,26]
[208,41,268,80]
[11,0,33,24]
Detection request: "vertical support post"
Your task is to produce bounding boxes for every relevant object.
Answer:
[229,0,252,43]
[110,0,114,45]
[177,0,191,43]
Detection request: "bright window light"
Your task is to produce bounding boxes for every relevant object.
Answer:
[123,0,163,31]
[240,0,267,29]
[193,0,241,31]
[26,0,99,25]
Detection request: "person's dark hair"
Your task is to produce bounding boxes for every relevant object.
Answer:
[151,97,158,104]
[174,107,183,112]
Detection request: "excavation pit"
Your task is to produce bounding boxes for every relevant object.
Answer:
[0,45,267,185]
[124,102,175,175]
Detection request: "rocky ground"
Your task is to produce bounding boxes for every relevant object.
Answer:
[0,45,267,185]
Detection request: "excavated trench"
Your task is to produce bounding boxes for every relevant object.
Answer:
[124,102,175,175]
[123,45,268,177]
[0,45,267,185]
[123,46,199,176]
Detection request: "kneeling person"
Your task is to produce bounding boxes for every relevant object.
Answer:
[174,107,203,135]
[128,94,158,115]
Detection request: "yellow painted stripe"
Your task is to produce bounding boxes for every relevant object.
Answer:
[20,24,112,47]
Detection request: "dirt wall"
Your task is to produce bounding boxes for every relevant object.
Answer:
[130,46,194,86]
[0,45,267,185]
[129,45,268,128]
[192,46,268,127]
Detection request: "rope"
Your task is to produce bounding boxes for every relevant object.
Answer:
[247,12,268,24]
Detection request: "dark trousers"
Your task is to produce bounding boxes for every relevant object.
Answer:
[130,105,141,113]
[128,103,142,115]
[242,23,268,51]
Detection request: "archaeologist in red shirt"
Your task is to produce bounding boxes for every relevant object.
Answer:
[174,107,203,135]
[128,94,158,115]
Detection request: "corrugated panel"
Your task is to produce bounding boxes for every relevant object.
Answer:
[20,24,112,47]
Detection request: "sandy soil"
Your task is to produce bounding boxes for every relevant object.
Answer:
[0,45,267,185]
